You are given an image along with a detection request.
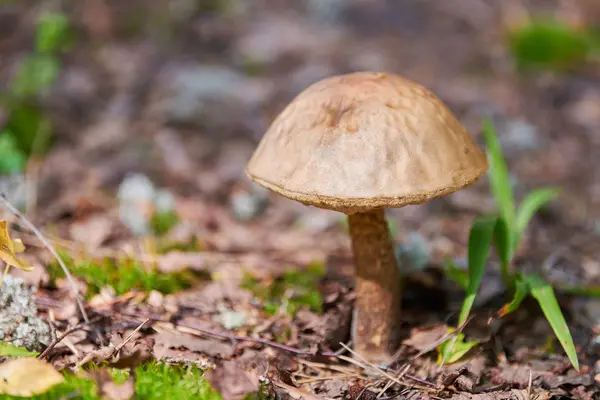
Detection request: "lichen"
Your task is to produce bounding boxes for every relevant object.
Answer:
[0,275,51,351]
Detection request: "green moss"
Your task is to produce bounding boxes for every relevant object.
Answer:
[47,253,197,297]
[0,132,28,175]
[150,210,180,236]
[509,18,597,71]
[108,368,130,385]
[134,362,221,400]
[0,373,99,400]
[0,362,222,400]
[242,261,325,316]
[156,235,203,254]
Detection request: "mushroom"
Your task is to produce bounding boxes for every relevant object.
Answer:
[245,71,488,363]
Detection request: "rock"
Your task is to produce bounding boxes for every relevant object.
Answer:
[499,118,543,152]
[395,232,431,272]
[0,174,28,210]
[117,173,155,235]
[305,0,347,23]
[0,275,51,351]
[162,65,244,125]
[230,183,268,221]
[117,173,177,236]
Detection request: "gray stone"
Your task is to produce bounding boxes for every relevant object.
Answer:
[163,65,244,124]
[395,232,431,272]
[499,118,543,152]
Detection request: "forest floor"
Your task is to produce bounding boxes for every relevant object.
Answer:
[2,1,600,399]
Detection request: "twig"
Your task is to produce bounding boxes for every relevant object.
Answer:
[295,373,361,384]
[333,340,352,356]
[38,318,99,360]
[339,343,435,392]
[527,368,533,399]
[379,364,409,397]
[0,193,90,324]
[117,310,339,357]
[177,319,338,357]
[112,318,149,355]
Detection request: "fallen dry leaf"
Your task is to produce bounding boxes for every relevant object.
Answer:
[450,388,551,400]
[88,368,135,400]
[154,331,234,358]
[403,323,448,352]
[206,360,259,400]
[102,378,135,400]
[0,358,64,397]
[273,381,324,400]
[69,214,114,251]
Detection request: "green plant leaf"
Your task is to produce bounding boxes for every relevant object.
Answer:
[0,343,39,357]
[437,331,478,364]
[482,119,515,228]
[0,131,27,175]
[561,285,600,297]
[509,18,592,71]
[493,216,513,284]
[498,274,530,317]
[457,217,496,326]
[5,104,53,156]
[35,13,71,54]
[11,54,60,98]
[523,274,579,370]
[515,188,560,240]
[444,259,469,291]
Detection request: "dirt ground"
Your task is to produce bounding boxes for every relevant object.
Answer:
[2,1,600,399]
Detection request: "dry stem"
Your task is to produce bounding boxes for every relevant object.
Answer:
[0,193,90,323]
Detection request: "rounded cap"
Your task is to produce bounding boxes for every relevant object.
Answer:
[246,71,488,214]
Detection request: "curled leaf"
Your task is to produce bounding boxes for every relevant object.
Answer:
[0,220,32,272]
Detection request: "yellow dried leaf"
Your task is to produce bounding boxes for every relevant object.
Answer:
[0,220,32,272]
[0,358,64,396]
[12,238,25,253]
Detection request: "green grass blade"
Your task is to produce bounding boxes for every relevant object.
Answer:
[457,217,496,326]
[497,274,530,317]
[437,332,478,364]
[444,259,469,291]
[482,119,515,227]
[515,188,560,237]
[493,216,513,284]
[523,274,579,370]
[561,285,600,297]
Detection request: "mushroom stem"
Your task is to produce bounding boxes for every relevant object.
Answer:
[348,208,401,363]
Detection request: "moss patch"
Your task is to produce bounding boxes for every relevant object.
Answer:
[0,362,222,400]
[242,261,325,316]
[47,253,197,297]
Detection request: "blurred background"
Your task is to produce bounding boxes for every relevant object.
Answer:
[1,0,600,283]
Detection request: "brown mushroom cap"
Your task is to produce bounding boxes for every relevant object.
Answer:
[246,71,488,214]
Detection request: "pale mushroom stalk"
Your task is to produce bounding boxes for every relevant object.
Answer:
[348,209,401,362]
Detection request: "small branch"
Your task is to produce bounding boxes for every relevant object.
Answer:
[112,318,149,355]
[527,368,533,399]
[0,193,90,324]
[38,318,100,360]
[177,319,338,357]
[117,311,339,358]
[339,343,435,392]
